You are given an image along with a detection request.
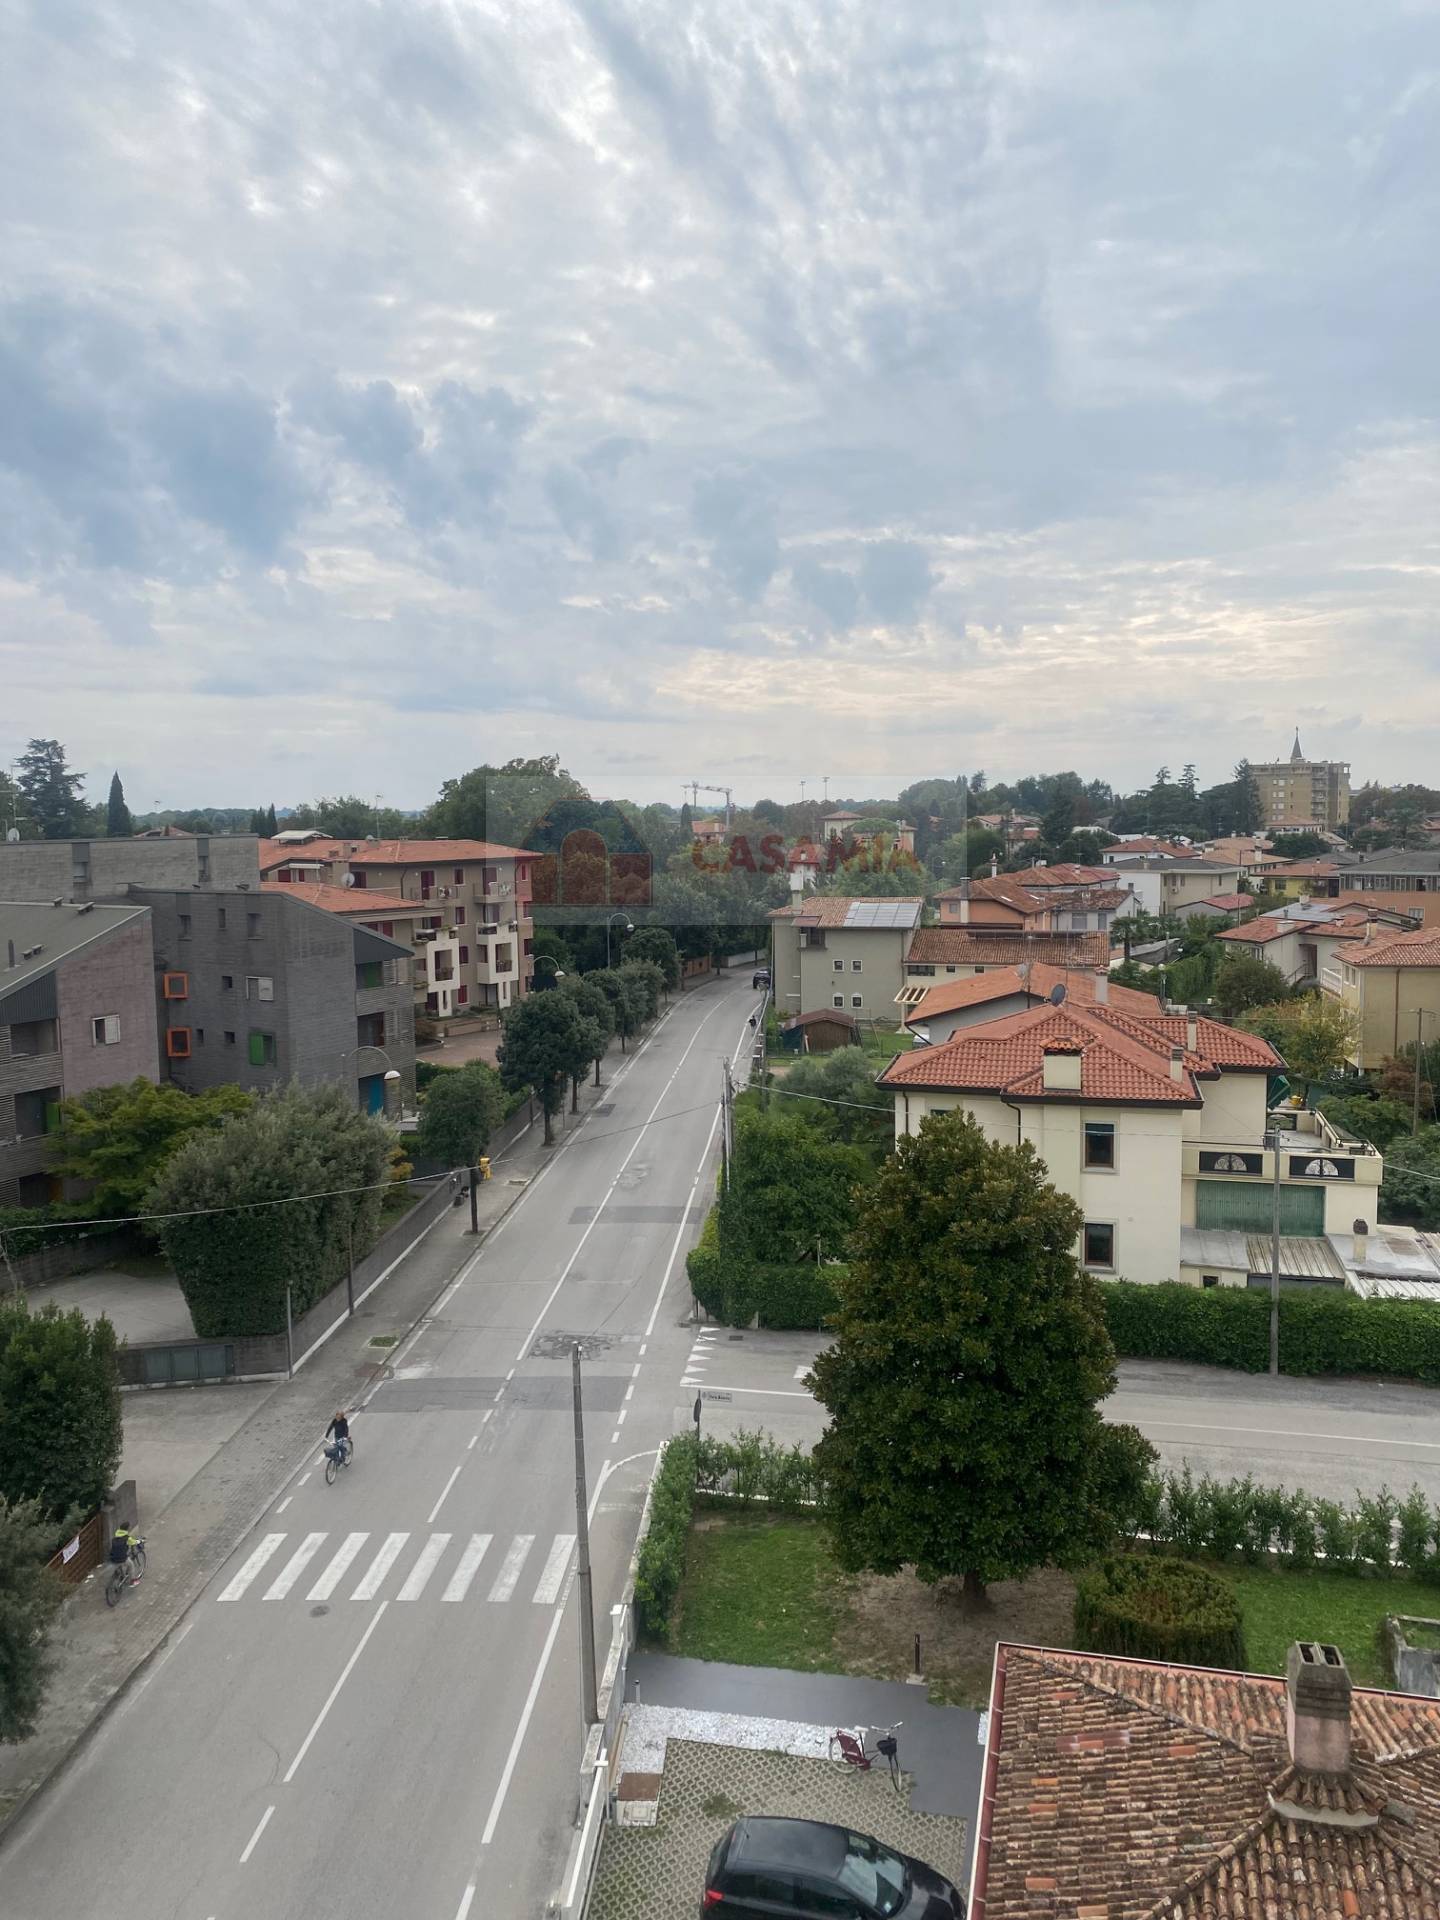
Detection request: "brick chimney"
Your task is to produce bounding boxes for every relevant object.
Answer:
[1285,1642,1352,1777]
[1092,970,1109,1006]
[1041,1038,1083,1091]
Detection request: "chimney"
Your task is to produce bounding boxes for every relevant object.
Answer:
[1186,1012,1199,1053]
[1352,1218,1369,1265]
[1041,1038,1083,1091]
[1169,1045,1185,1083]
[1364,922,1374,944]
[1285,1643,1352,1777]
[959,877,970,926]
[1092,970,1109,1005]
[989,857,1000,879]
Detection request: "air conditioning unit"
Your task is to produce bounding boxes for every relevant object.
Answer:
[416,929,438,943]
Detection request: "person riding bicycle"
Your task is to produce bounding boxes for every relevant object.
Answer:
[324,1409,351,1464]
[109,1523,139,1576]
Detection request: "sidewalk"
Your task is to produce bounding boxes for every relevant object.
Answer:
[0,1039,631,1838]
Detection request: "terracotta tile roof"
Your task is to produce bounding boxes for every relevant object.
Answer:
[1347,928,1440,968]
[1006,863,1112,888]
[769,895,926,927]
[965,876,1051,914]
[907,929,1111,970]
[903,964,1161,1024]
[1266,859,1343,878]
[880,1002,1204,1104]
[1195,892,1251,910]
[973,1646,1440,1920]
[1115,1010,1282,1071]
[1217,915,1297,946]
[258,836,536,872]
[260,882,425,917]
[1104,836,1195,858]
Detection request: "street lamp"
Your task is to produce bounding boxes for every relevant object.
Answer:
[533,954,566,986]
[605,911,634,970]
[341,1045,403,1116]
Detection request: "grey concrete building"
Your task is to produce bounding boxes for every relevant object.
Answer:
[135,889,416,1113]
[0,900,159,1204]
[0,832,261,902]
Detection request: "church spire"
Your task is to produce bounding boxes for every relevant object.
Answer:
[1290,729,1304,763]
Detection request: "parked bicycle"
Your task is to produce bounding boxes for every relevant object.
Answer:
[324,1435,354,1485]
[104,1537,147,1608]
[829,1721,903,1792]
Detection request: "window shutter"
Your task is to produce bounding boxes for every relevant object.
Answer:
[105,1014,121,1044]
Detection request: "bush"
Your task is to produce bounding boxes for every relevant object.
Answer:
[0,1202,103,1262]
[1100,1280,1440,1386]
[634,1435,697,1642]
[684,1213,844,1330]
[1139,1468,1439,1579]
[0,1299,123,1523]
[1074,1556,1246,1669]
[695,1429,823,1510]
[0,1494,68,1742]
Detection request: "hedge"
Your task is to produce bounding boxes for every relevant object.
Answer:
[0,1203,104,1258]
[685,1209,844,1329]
[1074,1556,1246,1669]
[1101,1280,1440,1386]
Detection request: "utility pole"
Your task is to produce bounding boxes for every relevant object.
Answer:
[1413,1009,1427,1136]
[721,1060,734,1179]
[572,1344,599,1728]
[285,1278,295,1381]
[469,1163,480,1233]
[1267,1126,1282,1377]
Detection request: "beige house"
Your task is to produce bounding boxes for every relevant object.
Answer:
[881,1001,1383,1286]
[1331,928,1440,1071]
[768,896,924,1024]
[1250,732,1351,830]
[900,963,1160,1044]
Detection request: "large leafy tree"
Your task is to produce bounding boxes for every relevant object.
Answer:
[0,1495,68,1743]
[498,992,587,1144]
[618,957,666,1023]
[776,1048,894,1150]
[105,772,133,838]
[728,1111,871,1263]
[56,1078,252,1222]
[586,967,646,1051]
[1231,760,1261,835]
[623,926,681,991]
[0,1299,123,1522]
[1378,1128,1440,1230]
[811,1111,1119,1606]
[1213,952,1291,1018]
[1316,1092,1413,1152]
[414,1062,506,1169]
[1238,995,1358,1090]
[425,755,582,846]
[561,974,615,1085]
[17,738,88,840]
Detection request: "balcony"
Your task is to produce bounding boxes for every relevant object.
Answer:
[1183,1108,1382,1191]
[14,1085,63,1141]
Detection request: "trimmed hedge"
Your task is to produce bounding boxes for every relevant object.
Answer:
[1074,1556,1246,1669]
[685,1207,844,1329]
[0,1203,104,1258]
[1101,1280,1440,1386]
[634,1433,697,1642]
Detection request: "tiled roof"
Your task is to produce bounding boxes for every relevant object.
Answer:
[973,1646,1440,1920]
[1006,863,1112,888]
[1104,837,1195,858]
[1117,1010,1281,1071]
[880,1002,1204,1103]
[769,895,926,927]
[1194,892,1251,910]
[1218,915,1367,948]
[1347,928,1440,968]
[257,836,536,872]
[907,929,1111,969]
[260,882,424,917]
[965,876,1051,914]
[1267,859,1344,878]
[903,964,1161,1024]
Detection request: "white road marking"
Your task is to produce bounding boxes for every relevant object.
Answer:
[443,1534,493,1602]
[481,1606,567,1845]
[610,1430,620,1444]
[283,1604,389,1782]
[698,1385,814,1398]
[639,1343,647,1356]
[616,1408,627,1426]
[427,1462,466,1523]
[264,1532,328,1601]
[218,1534,286,1603]
[398,1533,452,1601]
[298,1473,311,1486]
[275,1496,292,1514]
[1138,1418,1440,1453]
[624,1384,634,1401]
[239,1804,274,1863]
[532,1534,575,1605]
[454,1887,476,1920]
[643,1067,730,1340]
[308,1532,369,1602]
[467,1434,479,1451]
[352,1532,409,1600]
[632,1362,642,1378]
[488,1534,534,1601]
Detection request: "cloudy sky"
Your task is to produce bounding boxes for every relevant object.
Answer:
[3,0,1438,812]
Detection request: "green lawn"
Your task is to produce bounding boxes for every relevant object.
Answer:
[1227,1565,1439,1687]
[859,1028,914,1059]
[673,1516,849,1671]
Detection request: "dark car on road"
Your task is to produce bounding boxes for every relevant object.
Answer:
[703,1816,966,1918]
[752,968,771,989]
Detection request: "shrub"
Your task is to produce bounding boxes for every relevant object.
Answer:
[0,1495,68,1742]
[634,1434,698,1642]
[1074,1556,1246,1669]
[694,1429,822,1511]
[0,1299,123,1523]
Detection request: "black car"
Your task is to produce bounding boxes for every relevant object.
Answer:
[703,1816,966,1919]
[752,968,771,989]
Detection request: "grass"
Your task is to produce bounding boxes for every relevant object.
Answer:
[859,1028,914,1059]
[673,1513,1440,1699]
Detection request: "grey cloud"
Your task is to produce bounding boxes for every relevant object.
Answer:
[544,462,620,560]
[859,540,933,621]
[145,383,310,561]
[291,374,424,474]
[400,383,534,530]
[692,470,779,599]
[791,559,859,629]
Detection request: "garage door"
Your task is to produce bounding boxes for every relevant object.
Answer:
[1195,1180,1325,1236]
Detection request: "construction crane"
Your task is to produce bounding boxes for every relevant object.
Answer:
[686,782,734,827]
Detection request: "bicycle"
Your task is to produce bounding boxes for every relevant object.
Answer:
[324,1435,354,1485]
[829,1722,903,1792]
[104,1538,147,1608]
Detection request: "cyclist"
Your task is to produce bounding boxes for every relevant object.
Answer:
[109,1523,140,1581]
[324,1408,352,1466]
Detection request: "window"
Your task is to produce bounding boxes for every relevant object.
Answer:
[851,994,863,1008]
[851,958,862,972]
[245,975,274,1001]
[350,870,366,888]
[1083,1222,1115,1268]
[246,912,261,938]
[165,1029,191,1059]
[224,1030,236,1045]
[1202,1274,1220,1289]
[195,1028,205,1045]
[459,945,470,965]
[457,985,469,1005]
[833,958,845,972]
[221,974,234,990]
[162,971,188,999]
[1083,1122,1116,1170]
[833,994,845,1008]
[178,912,192,938]
[356,961,383,990]
[379,921,394,937]
[216,906,227,930]
[92,1014,121,1046]
[453,867,464,884]
[453,904,466,926]
[247,1031,276,1067]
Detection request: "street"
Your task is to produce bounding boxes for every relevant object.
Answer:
[0,972,759,1920]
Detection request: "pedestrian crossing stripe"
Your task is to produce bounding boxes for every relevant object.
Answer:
[216,1530,576,1606]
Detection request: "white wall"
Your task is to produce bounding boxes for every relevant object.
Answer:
[1194,1071,1269,1143]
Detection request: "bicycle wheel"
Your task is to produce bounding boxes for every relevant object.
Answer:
[105,1567,124,1608]
[325,1452,338,1485]
[132,1544,147,1579]
[888,1748,902,1794]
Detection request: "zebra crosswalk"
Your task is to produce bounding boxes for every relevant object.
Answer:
[216,1529,577,1608]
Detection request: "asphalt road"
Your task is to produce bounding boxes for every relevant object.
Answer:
[1,972,759,1920]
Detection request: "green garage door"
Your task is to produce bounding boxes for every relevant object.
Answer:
[1195,1180,1325,1236]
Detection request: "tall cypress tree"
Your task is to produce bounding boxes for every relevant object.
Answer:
[106,772,133,838]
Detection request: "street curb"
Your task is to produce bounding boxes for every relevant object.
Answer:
[0,1004,687,1850]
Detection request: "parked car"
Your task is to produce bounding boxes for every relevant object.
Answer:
[752,968,771,989]
[703,1817,966,1919]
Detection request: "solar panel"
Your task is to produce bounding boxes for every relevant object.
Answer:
[843,900,919,930]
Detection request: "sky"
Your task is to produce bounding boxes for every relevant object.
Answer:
[2,0,1438,814]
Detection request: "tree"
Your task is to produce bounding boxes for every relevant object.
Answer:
[0,1299,122,1522]
[1378,1128,1440,1230]
[55,1078,253,1223]
[1238,995,1359,1089]
[414,1062,506,1169]
[586,967,645,1051]
[498,992,587,1144]
[1041,793,1076,852]
[618,958,666,1024]
[774,1047,894,1150]
[0,1495,67,1743]
[529,925,573,987]
[425,755,582,846]
[1213,952,1291,1018]
[1316,1092,1413,1151]
[1231,760,1261,836]
[561,974,615,1085]
[1269,831,1329,859]
[810,1111,1118,1607]
[105,772,133,838]
[624,926,681,991]
[17,739,87,840]
[728,1111,871,1263]
[151,1085,391,1338]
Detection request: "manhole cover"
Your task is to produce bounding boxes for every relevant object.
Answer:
[728,1334,744,1342]
[528,1330,613,1361]
[310,1604,330,1617]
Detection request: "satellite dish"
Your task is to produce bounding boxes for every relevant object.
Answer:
[341,872,356,888]
[5,828,18,843]
[1048,984,1067,1005]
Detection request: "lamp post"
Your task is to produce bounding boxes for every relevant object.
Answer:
[533,954,566,988]
[1265,1123,1284,1377]
[340,1045,403,1117]
[604,911,634,971]
[339,1048,404,1317]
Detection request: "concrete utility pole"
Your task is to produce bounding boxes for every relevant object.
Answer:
[721,1060,734,1178]
[1268,1127,1283,1377]
[571,1344,599,1728]
[1413,1009,1430,1137]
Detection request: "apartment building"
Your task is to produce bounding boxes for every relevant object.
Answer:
[259,835,536,1015]
[1330,927,1440,1071]
[0,900,159,1204]
[768,897,925,1024]
[137,888,414,1112]
[900,963,1160,1044]
[0,832,259,902]
[881,1000,1386,1286]
[1251,732,1352,830]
